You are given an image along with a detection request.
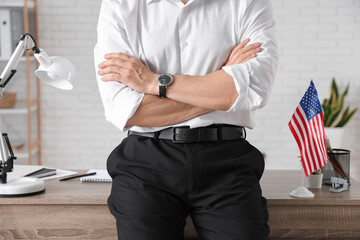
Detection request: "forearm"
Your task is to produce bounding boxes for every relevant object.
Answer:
[126,94,212,128]
[150,69,239,111]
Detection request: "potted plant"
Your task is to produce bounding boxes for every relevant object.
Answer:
[306,169,323,189]
[322,78,357,148]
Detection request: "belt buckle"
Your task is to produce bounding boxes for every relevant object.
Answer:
[172,126,192,143]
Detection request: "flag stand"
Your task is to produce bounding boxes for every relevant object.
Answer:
[290,162,314,198]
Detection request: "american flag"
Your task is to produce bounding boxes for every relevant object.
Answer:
[288,81,329,177]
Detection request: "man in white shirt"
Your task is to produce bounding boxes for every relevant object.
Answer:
[95,0,278,239]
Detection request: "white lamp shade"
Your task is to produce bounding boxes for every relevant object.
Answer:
[35,55,75,90]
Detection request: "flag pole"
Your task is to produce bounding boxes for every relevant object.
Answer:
[300,158,305,187]
[290,157,314,198]
[301,162,304,187]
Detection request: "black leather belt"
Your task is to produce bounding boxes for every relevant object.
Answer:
[128,125,246,143]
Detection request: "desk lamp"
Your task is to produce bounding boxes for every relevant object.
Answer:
[0,33,75,197]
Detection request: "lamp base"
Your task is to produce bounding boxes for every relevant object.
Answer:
[0,177,45,197]
[289,186,314,198]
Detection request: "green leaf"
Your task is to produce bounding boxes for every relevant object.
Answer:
[331,78,339,98]
[337,92,346,110]
[325,108,342,127]
[329,91,335,107]
[343,84,349,97]
[330,109,344,127]
[322,99,329,110]
[337,108,358,127]
[321,78,356,127]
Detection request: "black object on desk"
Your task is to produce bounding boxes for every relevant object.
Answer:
[59,172,96,181]
[26,168,57,178]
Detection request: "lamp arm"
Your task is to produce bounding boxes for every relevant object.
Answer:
[0,33,40,98]
[0,33,38,184]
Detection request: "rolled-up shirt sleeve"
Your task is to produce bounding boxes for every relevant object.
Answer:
[94,0,144,132]
[222,0,279,112]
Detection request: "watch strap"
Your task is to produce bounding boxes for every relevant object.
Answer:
[159,85,166,98]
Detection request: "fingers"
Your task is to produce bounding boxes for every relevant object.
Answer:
[100,68,132,82]
[98,57,138,82]
[101,74,121,82]
[243,46,262,59]
[104,52,132,61]
[98,57,138,77]
[230,39,259,56]
[230,41,262,64]
[99,52,136,69]
[234,47,261,63]
[98,65,123,76]
[241,42,261,54]
[230,38,250,55]
[98,58,123,69]
[227,40,261,62]
[243,54,257,63]
[228,38,250,59]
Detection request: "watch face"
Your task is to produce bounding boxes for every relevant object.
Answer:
[158,74,173,86]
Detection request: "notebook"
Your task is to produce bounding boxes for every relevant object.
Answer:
[80,170,112,183]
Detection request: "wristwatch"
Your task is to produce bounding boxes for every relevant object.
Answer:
[157,73,173,98]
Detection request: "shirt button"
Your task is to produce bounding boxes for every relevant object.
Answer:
[183,41,189,47]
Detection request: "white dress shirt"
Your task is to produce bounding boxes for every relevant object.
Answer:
[94,0,278,133]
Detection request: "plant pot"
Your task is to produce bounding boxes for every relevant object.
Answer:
[324,127,344,148]
[306,173,323,189]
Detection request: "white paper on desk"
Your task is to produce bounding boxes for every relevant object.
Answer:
[40,169,77,181]
[7,165,44,180]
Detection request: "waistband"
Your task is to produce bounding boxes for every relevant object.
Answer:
[128,124,246,143]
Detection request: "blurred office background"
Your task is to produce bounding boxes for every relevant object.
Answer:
[0,0,359,180]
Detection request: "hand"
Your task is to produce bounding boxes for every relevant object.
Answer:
[98,53,159,94]
[225,38,262,66]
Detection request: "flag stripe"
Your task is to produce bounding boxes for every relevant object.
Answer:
[289,118,311,176]
[297,107,317,173]
[313,113,326,166]
[292,112,312,175]
[317,113,329,164]
[312,115,324,161]
[311,116,324,164]
[308,117,322,169]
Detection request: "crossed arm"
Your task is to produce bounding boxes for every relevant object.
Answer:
[97,39,262,128]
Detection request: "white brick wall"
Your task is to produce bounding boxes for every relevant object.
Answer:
[3,0,359,179]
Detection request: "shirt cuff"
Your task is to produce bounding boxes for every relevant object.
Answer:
[222,63,250,112]
[108,89,145,132]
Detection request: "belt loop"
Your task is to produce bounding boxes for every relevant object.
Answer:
[243,127,247,140]
[154,131,161,142]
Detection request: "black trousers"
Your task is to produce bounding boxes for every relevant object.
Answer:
[107,135,269,240]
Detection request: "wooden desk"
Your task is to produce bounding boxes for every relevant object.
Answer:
[0,170,359,239]
[261,171,360,239]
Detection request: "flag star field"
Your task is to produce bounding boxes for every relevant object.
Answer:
[300,81,322,121]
